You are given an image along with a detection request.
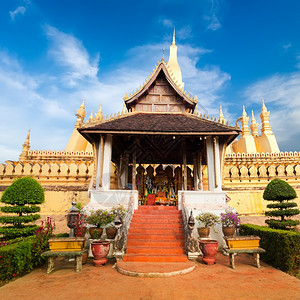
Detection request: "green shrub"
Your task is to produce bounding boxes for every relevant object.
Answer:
[0,177,45,239]
[0,217,55,281]
[263,179,299,230]
[240,224,300,277]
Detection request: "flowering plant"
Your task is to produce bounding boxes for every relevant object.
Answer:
[195,212,220,229]
[87,209,114,228]
[73,213,87,237]
[220,210,240,227]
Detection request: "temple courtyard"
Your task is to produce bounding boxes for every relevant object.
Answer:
[0,252,299,300]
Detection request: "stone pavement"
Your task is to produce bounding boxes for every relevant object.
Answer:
[0,253,299,300]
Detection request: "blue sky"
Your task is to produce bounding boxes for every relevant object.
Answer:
[1,0,300,163]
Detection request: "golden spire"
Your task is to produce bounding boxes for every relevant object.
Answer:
[88,110,94,123]
[218,106,225,123]
[240,106,251,136]
[19,128,31,160]
[167,29,184,89]
[250,110,259,137]
[75,98,87,128]
[95,104,104,122]
[172,28,176,45]
[260,100,273,134]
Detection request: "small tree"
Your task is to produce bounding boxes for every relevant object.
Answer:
[0,177,45,239]
[263,178,299,230]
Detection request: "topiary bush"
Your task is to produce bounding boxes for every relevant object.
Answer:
[263,179,299,230]
[0,177,45,239]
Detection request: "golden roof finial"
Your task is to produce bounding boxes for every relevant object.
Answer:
[218,106,225,123]
[250,110,259,137]
[162,49,165,61]
[88,110,94,123]
[172,28,176,45]
[75,98,87,127]
[167,28,184,89]
[95,104,104,122]
[262,98,267,112]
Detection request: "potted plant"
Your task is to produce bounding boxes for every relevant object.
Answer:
[195,212,220,238]
[87,209,106,239]
[220,210,240,237]
[105,205,127,239]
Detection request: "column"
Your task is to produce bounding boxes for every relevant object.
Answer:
[95,136,102,188]
[102,134,112,191]
[183,140,187,190]
[214,137,222,191]
[206,136,215,191]
[193,154,198,191]
[132,150,136,190]
[198,151,203,190]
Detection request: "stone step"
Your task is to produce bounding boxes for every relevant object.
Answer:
[123,254,189,263]
[126,246,185,255]
[129,227,184,235]
[132,215,183,221]
[127,239,185,248]
[134,210,182,215]
[127,232,185,241]
[138,206,178,210]
[130,222,183,228]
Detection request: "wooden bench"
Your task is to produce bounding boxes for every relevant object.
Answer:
[42,250,88,274]
[223,247,265,269]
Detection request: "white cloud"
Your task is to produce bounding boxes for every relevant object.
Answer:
[9,6,26,21]
[283,43,292,50]
[243,72,300,151]
[160,18,174,28]
[44,25,99,86]
[204,0,222,31]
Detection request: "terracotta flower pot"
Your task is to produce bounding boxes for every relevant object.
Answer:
[106,227,117,239]
[91,241,110,266]
[199,240,218,265]
[197,227,210,238]
[89,227,103,239]
[222,226,235,237]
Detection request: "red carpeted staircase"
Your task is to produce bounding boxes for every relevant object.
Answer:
[123,206,188,262]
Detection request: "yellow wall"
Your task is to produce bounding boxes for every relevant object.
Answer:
[0,190,90,215]
[226,188,300,215]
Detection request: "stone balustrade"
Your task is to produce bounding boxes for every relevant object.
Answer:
[224,152,300,185]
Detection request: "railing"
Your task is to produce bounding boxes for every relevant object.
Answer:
[181,193,199,254]
[113,192,135,257]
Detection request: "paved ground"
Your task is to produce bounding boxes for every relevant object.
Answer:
[1,253,299,300]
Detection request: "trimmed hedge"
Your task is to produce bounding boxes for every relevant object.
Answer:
[0,237,39,281]
[240,224,300,277]
[0,217,55,281]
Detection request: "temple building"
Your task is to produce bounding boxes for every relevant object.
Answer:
[0,33,299,220]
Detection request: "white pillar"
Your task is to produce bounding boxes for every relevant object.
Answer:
[183,141,187,190]
[214,137,222,191]
[206,136,215,191]
[95,136,102,189]
[102,134,112,191]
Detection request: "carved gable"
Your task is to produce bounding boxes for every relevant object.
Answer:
[133,72,187,113]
